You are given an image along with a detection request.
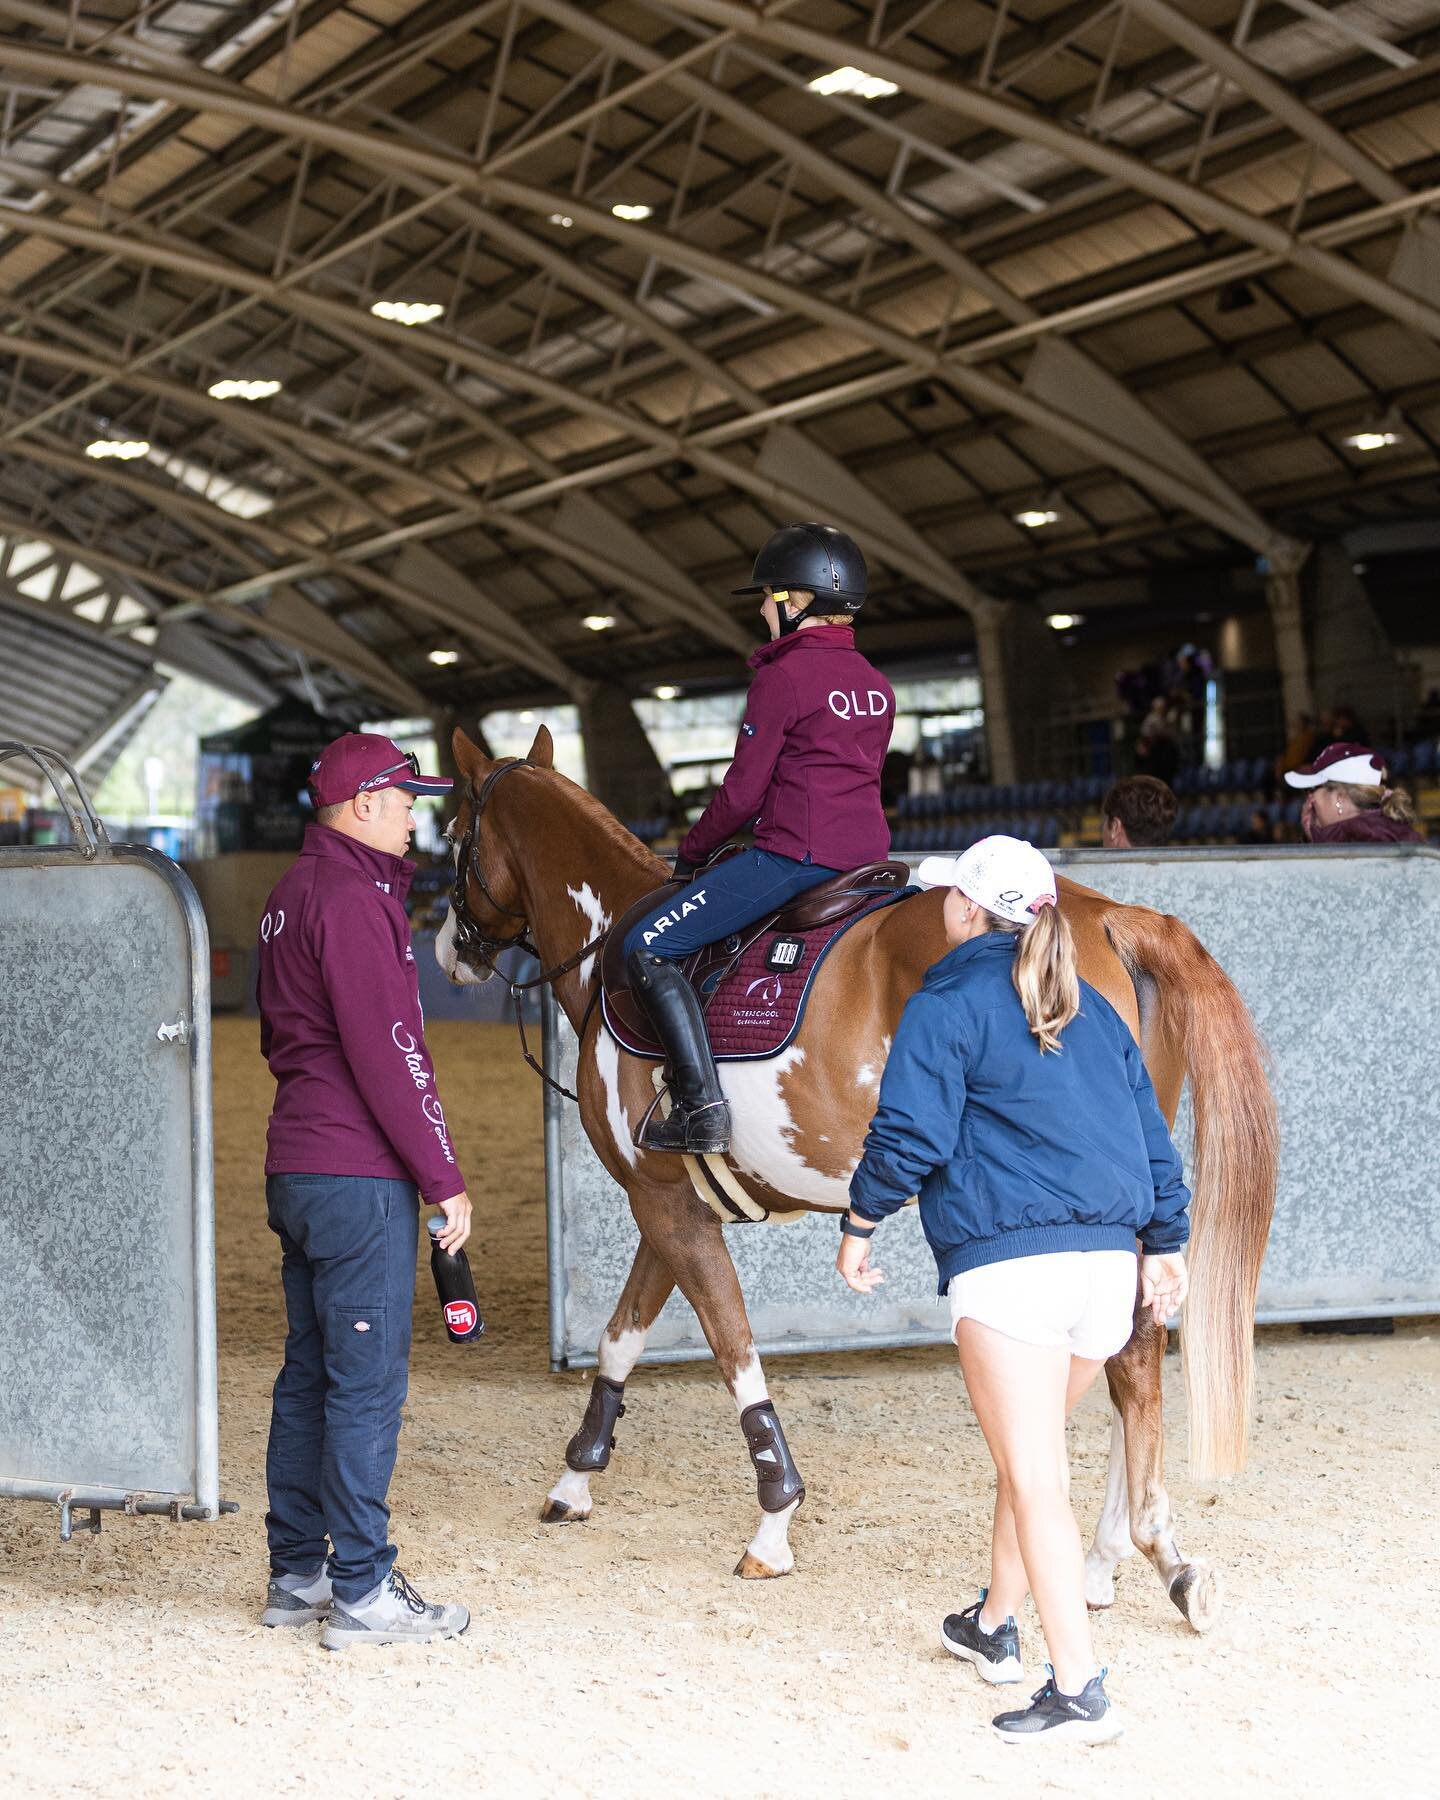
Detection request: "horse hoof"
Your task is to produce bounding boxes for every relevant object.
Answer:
[539,1498,590,1525]
[734,1550,792,1580]
[1169,1561,1221,1633]
[1083,1565,1117,1610]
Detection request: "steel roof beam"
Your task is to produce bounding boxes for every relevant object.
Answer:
[647,1,1440,345]
[0,507,425,710]
[1125,0,1411,207]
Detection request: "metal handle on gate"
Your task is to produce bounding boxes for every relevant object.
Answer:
[0,741,111,859]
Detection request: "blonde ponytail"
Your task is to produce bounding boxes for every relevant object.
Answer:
[1332,779,1417,827]
[982,903,1080,1052]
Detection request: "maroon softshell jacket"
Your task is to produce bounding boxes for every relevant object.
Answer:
[258,825,466,1205]
[679,625,895,869]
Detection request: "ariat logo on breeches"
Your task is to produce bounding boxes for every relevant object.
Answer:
[642,888,707,947]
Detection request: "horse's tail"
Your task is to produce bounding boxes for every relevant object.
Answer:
[1104,905,1278,1479]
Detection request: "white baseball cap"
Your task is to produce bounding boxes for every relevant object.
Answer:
[917,835,1058,926]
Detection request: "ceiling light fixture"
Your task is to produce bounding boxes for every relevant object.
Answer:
[1344,427,1401,452]
[652,684,681,701]
[208,378,282,401]
[582,613,616,632]
[1046,612,1084,631]
[428,648,460,666]
[548,212,574,228]
[807,65,900,100]
[370,300,444,326]
[86,438,150,459]
[611,202,653,222]
[1015,507,1061,529]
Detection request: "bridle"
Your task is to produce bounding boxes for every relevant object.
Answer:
[447,756,538,971]
[447,755,609,1099]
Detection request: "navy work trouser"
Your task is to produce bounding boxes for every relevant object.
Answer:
[265,1172,418,1605]
[623,847,838,961]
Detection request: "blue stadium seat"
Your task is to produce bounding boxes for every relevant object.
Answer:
[1414,740,1437,776]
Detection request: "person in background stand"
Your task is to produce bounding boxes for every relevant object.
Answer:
[1284,742,1422,844]
[257,732,473,1650]
[1100,776,1178,849]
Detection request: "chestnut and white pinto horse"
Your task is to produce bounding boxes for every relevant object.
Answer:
[438,727,1278,1627]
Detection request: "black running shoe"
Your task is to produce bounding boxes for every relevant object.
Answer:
[939,1591,1023,1684]
[992,1667,1122,1744]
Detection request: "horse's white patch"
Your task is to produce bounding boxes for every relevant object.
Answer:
[566,881,611,989]
[594,1028,636,1168]
[546,1468,592,1515]
[434,905,488,986]
[730,1348,768,1414]
[744,1496,798,1575]
[598,1325,646,1383]
[1083,1408,1134,1608]
[856,1035,892,1090]
[721,1048,856,1206]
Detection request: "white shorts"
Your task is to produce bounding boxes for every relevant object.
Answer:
[948,1250,1138,1361]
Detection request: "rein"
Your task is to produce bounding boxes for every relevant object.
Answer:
[448,756,609,1102]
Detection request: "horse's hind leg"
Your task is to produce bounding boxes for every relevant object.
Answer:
[629,1181,805,1580]
[1083,1406,1136,1609]
[541,1236,674,1523]
[1105,1306,1222,1633]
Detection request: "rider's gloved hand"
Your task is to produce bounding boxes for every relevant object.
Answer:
[672,856,697,882]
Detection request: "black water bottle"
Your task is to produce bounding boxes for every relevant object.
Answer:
[427,1216,484,1345]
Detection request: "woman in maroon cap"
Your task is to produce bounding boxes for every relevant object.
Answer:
[1283,742,1423,844]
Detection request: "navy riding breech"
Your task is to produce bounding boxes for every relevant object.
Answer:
[622,847,839,961]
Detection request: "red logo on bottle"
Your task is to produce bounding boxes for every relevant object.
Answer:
[444,1299,477,1334]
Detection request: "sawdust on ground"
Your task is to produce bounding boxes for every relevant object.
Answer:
[0,1018,1435,1798]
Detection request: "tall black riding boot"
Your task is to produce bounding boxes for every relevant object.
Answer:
[627,950,731,1154]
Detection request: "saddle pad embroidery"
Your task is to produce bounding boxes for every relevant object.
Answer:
[603,888,912,1062]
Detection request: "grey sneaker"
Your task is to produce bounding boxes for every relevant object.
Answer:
[992,1667,1122,1744]
[319,1568,469,1651]
[261,1560,333,1627]
[940,1591,1023,1683]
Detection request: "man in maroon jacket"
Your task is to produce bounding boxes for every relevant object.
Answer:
[256,732,472,1649]
[623,523,895,1155]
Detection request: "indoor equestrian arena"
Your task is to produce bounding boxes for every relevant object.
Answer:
[2,2,1438,1796]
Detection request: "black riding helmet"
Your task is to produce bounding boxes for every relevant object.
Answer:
[732,522,868,615]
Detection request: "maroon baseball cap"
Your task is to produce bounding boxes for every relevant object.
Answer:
[1283,742,1385,789]
[308,733,452,807]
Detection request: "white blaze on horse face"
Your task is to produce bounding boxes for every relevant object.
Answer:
[434,904,486,986]
[565,882,611,989]
[722,1048,857,1207]
[594,1028,637,1168]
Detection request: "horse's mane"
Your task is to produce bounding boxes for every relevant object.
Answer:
[524,764,668,877]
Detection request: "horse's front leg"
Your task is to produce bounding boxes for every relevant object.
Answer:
[633,1180,805,1580]
[1106,1305,1222,1632]
[541,1235,675,1523]
[1083,1405,1136,1609]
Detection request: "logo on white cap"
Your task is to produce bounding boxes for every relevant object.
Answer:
[917,836,1057,925]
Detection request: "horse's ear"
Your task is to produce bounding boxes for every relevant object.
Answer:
[527,724,554,769]
[452,726,489,778]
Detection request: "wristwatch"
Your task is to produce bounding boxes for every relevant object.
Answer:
[839,1214,877,1240]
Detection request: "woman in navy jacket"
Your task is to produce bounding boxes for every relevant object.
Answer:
[623,523,894,1157]
[838,836,1189,1746]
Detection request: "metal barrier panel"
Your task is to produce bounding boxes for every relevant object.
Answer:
[546,847,1440,1368]
[0,827,221,1522]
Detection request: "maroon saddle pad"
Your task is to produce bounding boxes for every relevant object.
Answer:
[601,886,912,1062]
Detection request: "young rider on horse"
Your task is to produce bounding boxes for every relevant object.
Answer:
[836,837,1191,1744]
[623,522,895,1157]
